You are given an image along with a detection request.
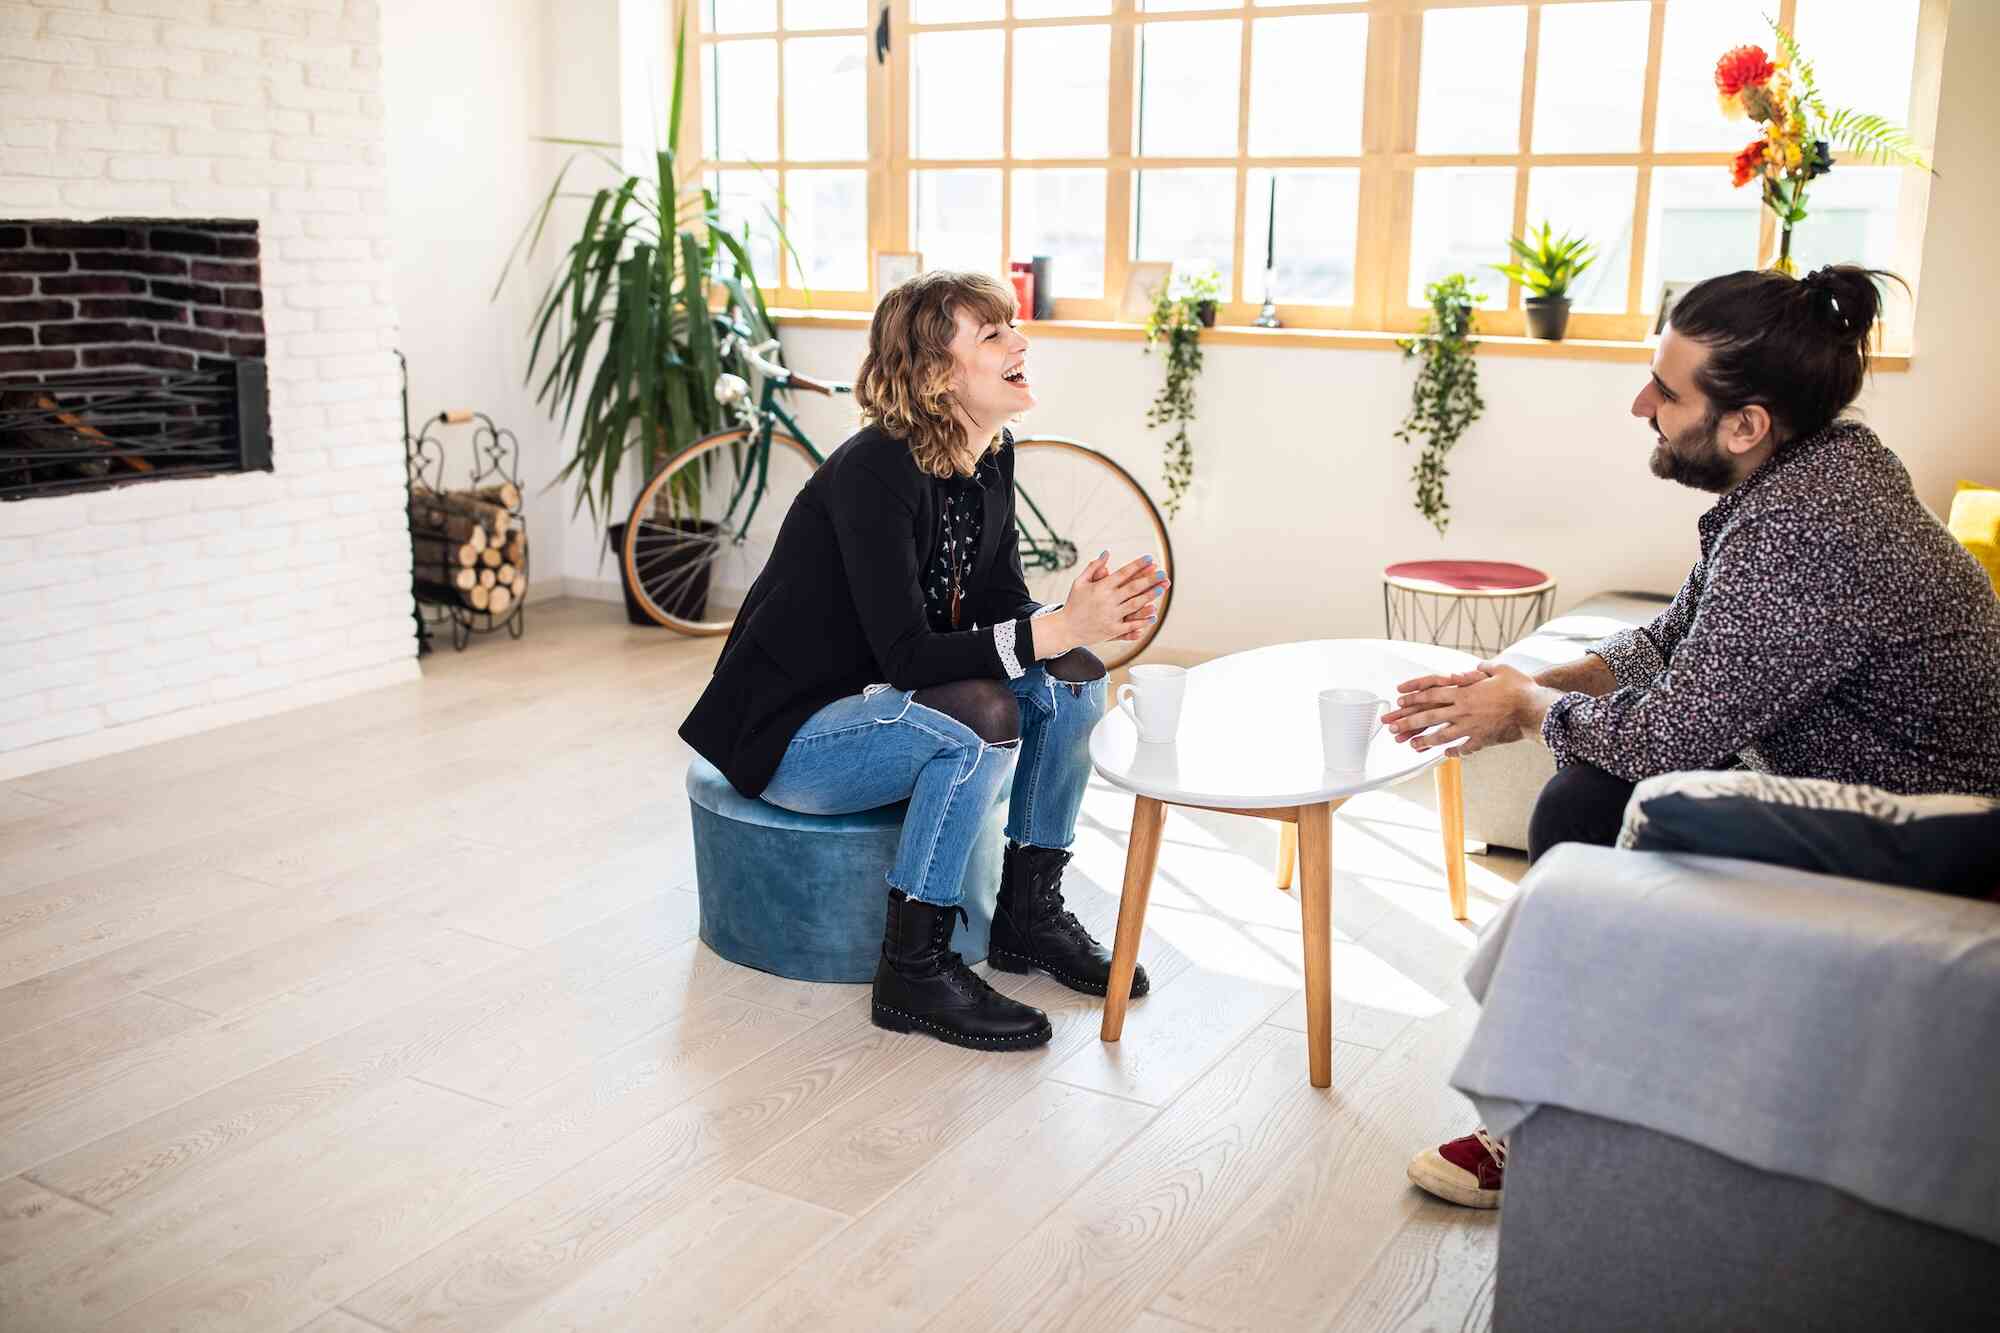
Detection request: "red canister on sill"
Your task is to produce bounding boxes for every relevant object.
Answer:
[1008,261,1035,322]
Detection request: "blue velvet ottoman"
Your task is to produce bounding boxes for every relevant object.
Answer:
[686,755,1007,982]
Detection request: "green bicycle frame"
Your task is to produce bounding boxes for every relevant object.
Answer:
[712,378,823,550]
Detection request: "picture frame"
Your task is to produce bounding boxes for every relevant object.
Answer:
[1120,262,1173,322]
[1653,280,1699,335]
[874,251,922,296]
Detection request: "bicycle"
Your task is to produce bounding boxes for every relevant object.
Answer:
[619,324,1174,669]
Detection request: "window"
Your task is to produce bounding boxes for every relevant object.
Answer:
[693,0,1942,342]
[697,1,873,309]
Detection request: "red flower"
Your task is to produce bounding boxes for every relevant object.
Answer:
[1715,45,1776,97]
[1731,138,1768,188]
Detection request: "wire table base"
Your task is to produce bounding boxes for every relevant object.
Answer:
[1382,562,1556,659]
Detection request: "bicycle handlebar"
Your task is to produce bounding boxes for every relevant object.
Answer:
[720,329,854,398]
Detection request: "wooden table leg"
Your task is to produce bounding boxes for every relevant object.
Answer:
[1101,795,1166,1042]
[1436,755,1469,921]
[1275,823,1296,891]
[1296,801,1335,1089]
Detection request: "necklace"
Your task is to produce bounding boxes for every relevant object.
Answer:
[943,471,981,630]
[948,489,970,629]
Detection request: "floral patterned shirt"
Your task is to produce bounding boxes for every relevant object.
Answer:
[1544,419,2000,797]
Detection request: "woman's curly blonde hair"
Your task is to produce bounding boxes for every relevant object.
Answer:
[853,270,1018,479]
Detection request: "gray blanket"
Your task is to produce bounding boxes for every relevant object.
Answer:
[1451,844,2000,1246]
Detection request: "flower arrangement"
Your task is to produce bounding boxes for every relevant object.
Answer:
[1716,22,1929,275]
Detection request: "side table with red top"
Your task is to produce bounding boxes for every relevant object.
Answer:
[1382,560,1557,659]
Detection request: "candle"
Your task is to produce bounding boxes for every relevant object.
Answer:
[1264,177,1277,272]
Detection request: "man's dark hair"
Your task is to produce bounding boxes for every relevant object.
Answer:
[1667,265,1906,445]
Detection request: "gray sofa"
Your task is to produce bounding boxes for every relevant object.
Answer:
[1404,590,1672,851]
[1451,844,2000,1331]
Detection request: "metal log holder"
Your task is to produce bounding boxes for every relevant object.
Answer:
[399,352,528,653]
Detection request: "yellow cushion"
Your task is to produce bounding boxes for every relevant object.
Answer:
[1947,480,2000,596]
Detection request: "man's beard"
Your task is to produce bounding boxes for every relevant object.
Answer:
[1648,409,1735,493]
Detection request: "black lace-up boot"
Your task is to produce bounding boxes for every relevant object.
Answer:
[988,842,1149,998]
[871,889,1053,1050]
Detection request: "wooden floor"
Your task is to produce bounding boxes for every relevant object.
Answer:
[0,599,1528,1333]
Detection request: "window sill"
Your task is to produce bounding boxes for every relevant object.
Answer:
[766,309,1912,372]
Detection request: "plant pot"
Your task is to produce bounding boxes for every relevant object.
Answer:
[607,519,715,625]
[1195,299,1217,328]
[1525,296,1571,341]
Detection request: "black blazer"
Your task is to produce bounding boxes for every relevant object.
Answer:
[679,425,1045,797]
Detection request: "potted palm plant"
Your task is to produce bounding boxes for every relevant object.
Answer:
[496,2,781,623]
[1493,222,1595,341]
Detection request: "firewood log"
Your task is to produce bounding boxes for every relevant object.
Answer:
[510,573,527,597]
[413,576,476,604]
[410,508,487,547]
[469,583,491,611]
[497,563,516,584]
[488,585,513,616]
[412,536,478,568]
[428,490,511,539]
[473,481,522,510]
[479,569,497,589]
[413,564,477,592]
[412,490,507,536]
[504,535,525,564]
[479,547,502,569]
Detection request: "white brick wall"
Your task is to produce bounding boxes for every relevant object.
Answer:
[0,0,417,776]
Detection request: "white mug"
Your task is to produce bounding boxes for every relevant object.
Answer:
[1117,664,1188,744]
[1319,687,1391,770]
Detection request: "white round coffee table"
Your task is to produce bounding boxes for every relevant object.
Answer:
[1090,638,1479,1088]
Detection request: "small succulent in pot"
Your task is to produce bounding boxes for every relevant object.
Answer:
[1493,222,1595,341]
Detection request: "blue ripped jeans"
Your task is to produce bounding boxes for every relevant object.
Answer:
[760,666,1104,906]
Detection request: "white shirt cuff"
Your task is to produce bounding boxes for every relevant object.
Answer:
[994,619,1027,679]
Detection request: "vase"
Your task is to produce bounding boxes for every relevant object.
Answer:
[1772,223,1799,278]
[1524,296,1571,341]
[1195,299,1217,328]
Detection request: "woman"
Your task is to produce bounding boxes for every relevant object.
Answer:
[679,271,1168,1051]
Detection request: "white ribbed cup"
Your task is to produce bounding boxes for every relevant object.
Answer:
[1318,687,1390,770]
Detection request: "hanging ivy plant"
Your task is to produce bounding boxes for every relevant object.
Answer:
[1395,274,1486,535]
[1142,268,1218,519]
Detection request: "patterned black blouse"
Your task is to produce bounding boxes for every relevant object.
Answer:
[1546,419,2000,797]
[923,464,987,634]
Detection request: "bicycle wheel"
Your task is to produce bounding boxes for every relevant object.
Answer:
[621,426,819,634]
[1010,435,1174,670]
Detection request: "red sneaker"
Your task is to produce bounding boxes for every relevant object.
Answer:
[1406,1127,1506,1209]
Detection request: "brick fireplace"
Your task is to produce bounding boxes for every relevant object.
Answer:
[2,218,272,498]
[0,0,419,778]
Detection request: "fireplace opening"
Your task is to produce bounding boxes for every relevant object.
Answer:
[0,219,271,501]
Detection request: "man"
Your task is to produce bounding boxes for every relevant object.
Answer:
[1389,264,2000,1209]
